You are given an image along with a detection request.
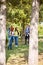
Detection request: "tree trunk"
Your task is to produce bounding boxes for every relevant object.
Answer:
[29,0,39,65]
[0,0,6,65]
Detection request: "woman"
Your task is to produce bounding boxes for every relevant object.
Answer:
[14,27,19,47]
[8,26,14,49]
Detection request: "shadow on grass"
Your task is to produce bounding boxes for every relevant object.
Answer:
[6,44,29,63]
[6,41,43,63]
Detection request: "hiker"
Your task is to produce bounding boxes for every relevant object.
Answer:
[8,25,14,49]
[6,27,10,45]
[14,27,19,47]
[25,24,30,44]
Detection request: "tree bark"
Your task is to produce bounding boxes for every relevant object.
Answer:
[29,0,39,65]
[0,0,6,65]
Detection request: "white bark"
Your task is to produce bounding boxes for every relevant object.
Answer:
[29,0,39,65]
[0,0,6,65]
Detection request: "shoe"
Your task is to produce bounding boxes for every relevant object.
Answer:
[15,45,18,47]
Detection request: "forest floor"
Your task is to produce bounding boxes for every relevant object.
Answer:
[6,41,43,65]
[39,53,43,65]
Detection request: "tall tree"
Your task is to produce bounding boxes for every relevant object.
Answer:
[29,0,39,65]
[0,0,6,65]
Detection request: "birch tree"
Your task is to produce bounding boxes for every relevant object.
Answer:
[0,0,6,65]
[29,0,39,65]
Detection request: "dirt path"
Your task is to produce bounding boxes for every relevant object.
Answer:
[7,53,27,65]
[38,53,43,65]
[7,53,43,65]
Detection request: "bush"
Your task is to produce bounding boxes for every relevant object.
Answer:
[38,25,43,35]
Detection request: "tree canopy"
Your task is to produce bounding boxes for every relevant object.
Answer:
[6,0,43,31]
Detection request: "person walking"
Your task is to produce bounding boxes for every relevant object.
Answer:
[14,27,19,47]
[8,25,14,49]
[25,24,30,45]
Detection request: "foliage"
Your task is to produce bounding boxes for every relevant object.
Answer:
[6,0,43,33]
[38,24,43,35]
[39,4,43,22]
[6,0,32,32]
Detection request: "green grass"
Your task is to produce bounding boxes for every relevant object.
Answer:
[6,44,29,62]
[38,41,43,53]
[6,41,43,62]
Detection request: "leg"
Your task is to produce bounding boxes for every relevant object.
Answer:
[13,36,15,44]
[15,36,18,46]
[25,36,27,44]
[8,36,13,49]
[28,35,29,44]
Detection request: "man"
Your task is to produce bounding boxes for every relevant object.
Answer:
[25,24,30,44]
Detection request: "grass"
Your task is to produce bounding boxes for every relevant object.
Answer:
[6,44,29,62]
[6,41,43,65]
[38,41,43,53]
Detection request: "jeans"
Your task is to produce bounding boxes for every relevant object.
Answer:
[8,36,13,49]
[14,36,18,45]
[8,36,18,49]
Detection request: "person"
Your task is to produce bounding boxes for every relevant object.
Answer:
[14,27,18,47]
[25,24,30,45]
[8,26,14,49]
[7,28,10,38]
[6,27,10,45]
